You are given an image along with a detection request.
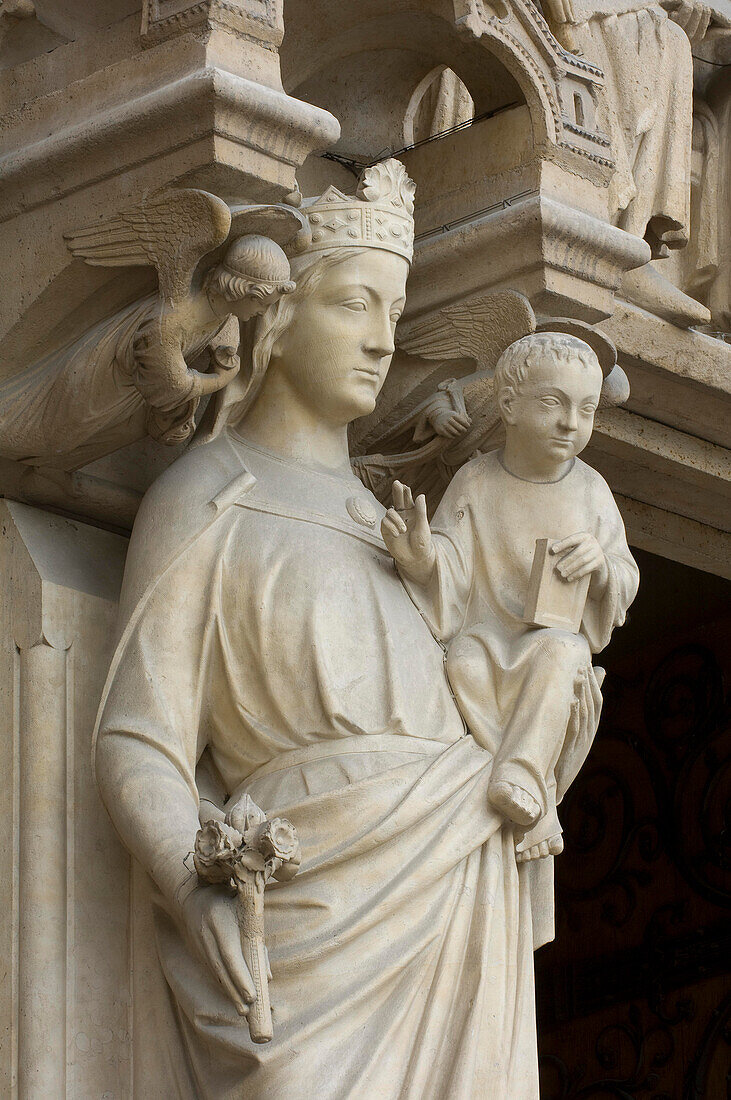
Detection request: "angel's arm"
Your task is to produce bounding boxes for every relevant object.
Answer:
[131,312,240,411]
[414,382,472,441]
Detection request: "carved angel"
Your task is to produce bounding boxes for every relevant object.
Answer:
[353,295,630,506]
[64,189,304,447]
[0,188,305,470]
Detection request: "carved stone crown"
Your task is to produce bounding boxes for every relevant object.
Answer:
[294,158,416,263]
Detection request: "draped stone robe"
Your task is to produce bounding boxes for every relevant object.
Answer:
[0,295,226,468]
[403,452,639,819]
[95,430,557,1100]
[568,0,694,256]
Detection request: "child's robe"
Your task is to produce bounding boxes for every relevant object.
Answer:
[402,451,639,815]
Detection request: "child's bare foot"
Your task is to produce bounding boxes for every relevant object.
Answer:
[515,804,563,862]
[488,780,541,827]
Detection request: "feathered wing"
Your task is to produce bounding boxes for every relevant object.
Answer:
[396,290,535,371]
[356,292,534,504]
[362,291,534,464]
[228,202,308,249]
[64,188,232,304]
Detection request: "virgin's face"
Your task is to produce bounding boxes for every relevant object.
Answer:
[269,250,409,425]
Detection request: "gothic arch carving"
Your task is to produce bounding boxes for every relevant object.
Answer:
[282,0,612,179]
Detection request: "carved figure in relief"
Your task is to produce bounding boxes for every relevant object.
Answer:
[543,0,694,253]
[381,331,639,861]
[542,0,730,325]
[0,188,303,469]
[94,159,619,1099]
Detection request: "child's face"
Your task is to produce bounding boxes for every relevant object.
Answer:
[500,354,602,467]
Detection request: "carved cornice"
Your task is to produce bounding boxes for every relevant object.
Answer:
[141,0,283,48]
[0,68,339,223]
[562,121,610,146]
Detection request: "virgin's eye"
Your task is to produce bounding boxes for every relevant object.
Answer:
[341,299,367,312]
[540,397,560,408]
[582,405,597,415]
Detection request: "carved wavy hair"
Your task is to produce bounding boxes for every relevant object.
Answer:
[495,332,601,402]
[205,266,296,303]
[204,234,296,303]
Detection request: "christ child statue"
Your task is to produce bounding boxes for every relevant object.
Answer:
[381,332,639,859]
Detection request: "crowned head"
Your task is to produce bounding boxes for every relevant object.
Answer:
[235,160,415,420]
[290,158,416,268]
[213,160,415,436]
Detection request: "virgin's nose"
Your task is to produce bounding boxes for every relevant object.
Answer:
[364,309,396,359]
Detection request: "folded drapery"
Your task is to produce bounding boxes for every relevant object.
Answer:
[153,734,544,1099]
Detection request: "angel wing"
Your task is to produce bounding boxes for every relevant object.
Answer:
[228,201,309,249]
[64,188,232,304]
[396,290,535,372]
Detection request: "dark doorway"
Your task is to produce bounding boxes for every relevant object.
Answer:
[537,548,731,1099]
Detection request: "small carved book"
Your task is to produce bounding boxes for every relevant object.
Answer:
[523,538,590,634]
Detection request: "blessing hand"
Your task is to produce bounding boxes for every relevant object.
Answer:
[551,532,609,595]
[381,481,436,586]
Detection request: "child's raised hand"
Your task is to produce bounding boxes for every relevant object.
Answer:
[551,532,609,594]
[381,481,435,585]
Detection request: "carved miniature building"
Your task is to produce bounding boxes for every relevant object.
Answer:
[0,1,728,1096]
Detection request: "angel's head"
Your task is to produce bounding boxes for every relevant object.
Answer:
[204,234,296,322]
[495,332,603,467]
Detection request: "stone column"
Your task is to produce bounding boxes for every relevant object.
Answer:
[17,641,69,1098]
[0,501,129,1099]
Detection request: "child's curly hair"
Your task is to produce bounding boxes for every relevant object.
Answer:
[495,332,601,402]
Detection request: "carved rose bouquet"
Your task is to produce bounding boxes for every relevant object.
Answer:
[194,794,301,1043]
[260,818,300,862]
[193,820,245,883]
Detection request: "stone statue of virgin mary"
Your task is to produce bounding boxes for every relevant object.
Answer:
[94,159,552,1099]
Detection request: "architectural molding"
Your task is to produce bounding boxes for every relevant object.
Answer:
[141,0,283,48]
[0,502,129,1098]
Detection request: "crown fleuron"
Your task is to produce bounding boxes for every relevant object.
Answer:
[294,159,416,262]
